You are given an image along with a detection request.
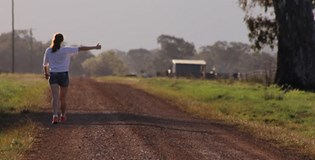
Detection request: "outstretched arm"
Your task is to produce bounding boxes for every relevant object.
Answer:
[78,43,102,51]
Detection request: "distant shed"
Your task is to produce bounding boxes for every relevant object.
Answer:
[171,59,206,78]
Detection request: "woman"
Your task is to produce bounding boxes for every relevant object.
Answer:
[43,33,101,124]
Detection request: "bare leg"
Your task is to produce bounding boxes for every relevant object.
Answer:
[50,84,60,116]
[60,86,68,116]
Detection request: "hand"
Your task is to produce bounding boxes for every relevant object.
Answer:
[44,73,49,80]
[95,43,102,49]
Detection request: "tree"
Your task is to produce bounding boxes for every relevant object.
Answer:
[0,32,14,72]
[157,34,196,59]
[126,48,154,75]
[82,51,127,76]
[0,30,49,73]
[155,35,196,72]
[239,0,315,90]
[69,51,94,76]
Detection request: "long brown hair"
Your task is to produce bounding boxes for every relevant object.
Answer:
[50,33,64,53]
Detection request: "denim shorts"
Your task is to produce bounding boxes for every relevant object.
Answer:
[49,72,69,87]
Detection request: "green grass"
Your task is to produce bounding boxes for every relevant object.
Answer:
[0,74,48,160]
[97,76,315,158]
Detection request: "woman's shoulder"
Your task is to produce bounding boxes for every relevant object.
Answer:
[45,47,52,53]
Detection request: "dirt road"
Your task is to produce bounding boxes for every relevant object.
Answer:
[23,78,309,160]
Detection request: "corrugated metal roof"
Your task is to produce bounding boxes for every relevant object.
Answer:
[172,59,206,65]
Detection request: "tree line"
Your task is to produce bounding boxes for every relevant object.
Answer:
[0,30,276,77]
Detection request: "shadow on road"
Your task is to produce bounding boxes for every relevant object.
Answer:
[0,111,31,131]
[26,111,223,134]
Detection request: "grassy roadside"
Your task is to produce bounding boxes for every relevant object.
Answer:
[0,74,48,160]
[97,76,315,158]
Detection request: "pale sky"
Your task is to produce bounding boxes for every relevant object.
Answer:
[0,0,249,52]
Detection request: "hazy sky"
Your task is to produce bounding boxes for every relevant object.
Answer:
[0,0,249,52]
